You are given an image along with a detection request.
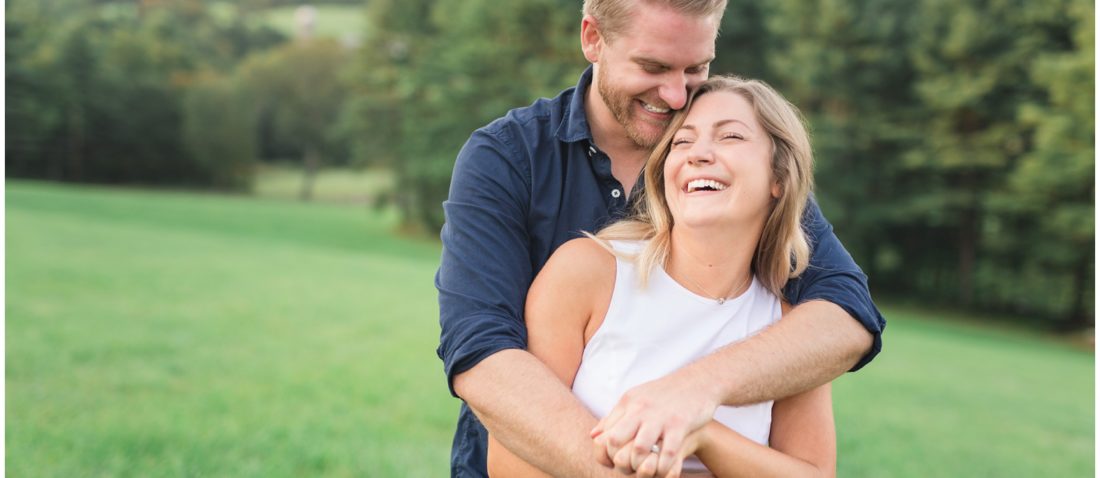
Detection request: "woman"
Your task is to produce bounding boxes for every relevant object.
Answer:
[488,76,836,477]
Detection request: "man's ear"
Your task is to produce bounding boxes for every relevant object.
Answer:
[580,15,604,63]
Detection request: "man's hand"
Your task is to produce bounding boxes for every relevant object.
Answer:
[595,421,712,478]
[588,300,871,477]
[590,372,721,477]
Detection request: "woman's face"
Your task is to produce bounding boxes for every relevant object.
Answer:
[663,91,779,231]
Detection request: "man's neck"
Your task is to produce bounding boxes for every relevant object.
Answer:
[609,154,646,198]
[584,80,650,196]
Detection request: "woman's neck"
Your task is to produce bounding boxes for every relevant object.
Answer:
[665,223,760,302]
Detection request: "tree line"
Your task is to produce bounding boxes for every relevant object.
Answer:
[6,0,1094,327]
[7,0,351,197]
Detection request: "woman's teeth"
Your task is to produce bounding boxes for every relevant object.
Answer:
[687,179,728,192]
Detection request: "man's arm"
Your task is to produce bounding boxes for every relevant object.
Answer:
[481,238,621,477]
[632,382,836,478]
[438,129,617,477]
[460,351,614,477]
[684,383,836,478]
[594,301,864,477]
[593,198,882,477]
[437,128,533,396]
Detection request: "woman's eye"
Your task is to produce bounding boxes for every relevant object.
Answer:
[672,138,693,146]
[722,133,744,141]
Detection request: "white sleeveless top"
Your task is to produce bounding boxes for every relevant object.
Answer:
[572,240,782,473]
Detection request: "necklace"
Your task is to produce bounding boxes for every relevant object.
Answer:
[680,270,752,305]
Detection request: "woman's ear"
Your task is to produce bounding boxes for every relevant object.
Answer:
[580,15,603,63]
[771,181,782,199]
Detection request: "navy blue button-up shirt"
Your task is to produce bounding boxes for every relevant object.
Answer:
[436,66,885,477]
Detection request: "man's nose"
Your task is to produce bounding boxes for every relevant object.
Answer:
[658,74,689,111]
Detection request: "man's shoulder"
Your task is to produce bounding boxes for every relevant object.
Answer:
[474,87,576,150]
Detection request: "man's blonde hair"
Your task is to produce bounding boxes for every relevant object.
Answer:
[592,75,815,297]
[582,0,728,41]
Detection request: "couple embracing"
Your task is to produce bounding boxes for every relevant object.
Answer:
[436,1,885,476]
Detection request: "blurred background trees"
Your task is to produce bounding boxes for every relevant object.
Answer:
[7,0,284,186]
[343,0,579,229]
[5,0,1094,327]
[240,37,350,200]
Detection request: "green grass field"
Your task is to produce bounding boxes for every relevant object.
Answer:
[6,180,1094,477]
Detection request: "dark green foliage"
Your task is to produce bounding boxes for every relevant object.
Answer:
[712,1,774,80]
[182,74,259,190]
[759,0,1094,325]
[6,0,286,190]
[343,0,583,231]
[986,1,1094,325]
[239,38,351,200]
[762,0,923,285]
[904,0,1091,324]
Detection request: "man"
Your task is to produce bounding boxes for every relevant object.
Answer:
[436,0,885,476]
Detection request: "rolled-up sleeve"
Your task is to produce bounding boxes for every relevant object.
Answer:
[436,126,534,397]
[783,197,886,371]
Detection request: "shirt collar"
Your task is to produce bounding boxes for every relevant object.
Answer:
[555,65,596,144]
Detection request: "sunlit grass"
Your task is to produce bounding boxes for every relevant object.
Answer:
[252,164,394,206]
[7,181,449,477]
[6,180,1094,477]
[833,308,1093,476]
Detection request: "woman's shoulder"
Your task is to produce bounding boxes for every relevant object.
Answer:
[534,238,616,295]
[527,237,617,328]
[546,237,618,275]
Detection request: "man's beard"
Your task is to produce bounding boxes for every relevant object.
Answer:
[597,71,669,150]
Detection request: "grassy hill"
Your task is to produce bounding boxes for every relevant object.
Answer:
[6,180,1094,476]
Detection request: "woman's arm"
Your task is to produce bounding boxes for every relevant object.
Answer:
[686,383,835,478]
[487,238,617,477]
[656,302,835,478]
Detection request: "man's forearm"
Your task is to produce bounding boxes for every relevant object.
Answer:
[694,300,872,407]
[454,349,618,478]
[590,301,868,474]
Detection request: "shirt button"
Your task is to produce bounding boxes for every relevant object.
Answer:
[589,146,597,156]
[611,189,622,198]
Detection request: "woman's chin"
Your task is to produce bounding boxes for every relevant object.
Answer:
[675,214,731,231]
[673,211,766,235]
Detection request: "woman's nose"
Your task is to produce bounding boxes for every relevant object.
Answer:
[687,141,715,165]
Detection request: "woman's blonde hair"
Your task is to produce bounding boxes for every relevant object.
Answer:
[591,75,815,296]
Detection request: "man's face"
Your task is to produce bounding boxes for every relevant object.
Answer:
[593,4,718,149]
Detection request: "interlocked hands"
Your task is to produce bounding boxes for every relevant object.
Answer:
[589,374,720,477]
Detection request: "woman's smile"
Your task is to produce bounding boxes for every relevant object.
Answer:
[684,178,729,193]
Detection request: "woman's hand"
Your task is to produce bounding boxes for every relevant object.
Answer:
[600,422,714,478]
[591,373,722,477]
